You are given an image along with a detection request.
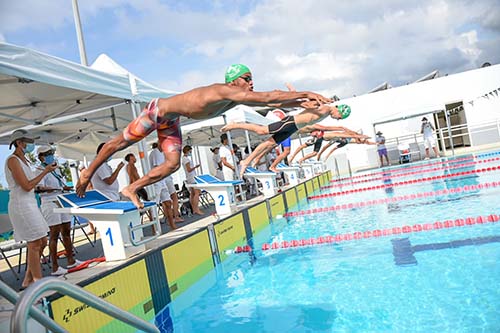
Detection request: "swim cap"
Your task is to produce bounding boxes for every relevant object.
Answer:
[225,64,251,83]
[337,104,351,119]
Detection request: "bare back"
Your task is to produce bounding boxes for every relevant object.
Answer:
[293,105,332,129]
[157,84,241,120]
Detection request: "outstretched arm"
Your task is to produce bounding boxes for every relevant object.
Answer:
[218,85,332,107]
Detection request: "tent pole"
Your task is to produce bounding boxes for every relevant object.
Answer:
[244,130,252,155]
[222,115,239,179]
[71,0,88,66]
[195,145,203,174]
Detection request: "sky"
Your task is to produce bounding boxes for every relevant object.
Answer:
[0,0,499,186]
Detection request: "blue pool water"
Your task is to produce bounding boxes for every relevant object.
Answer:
[154,153,500,332]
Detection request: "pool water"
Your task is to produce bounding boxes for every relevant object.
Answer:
[154,154,500,332]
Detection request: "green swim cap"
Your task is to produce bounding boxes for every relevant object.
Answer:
[225,64,251,83]
[337,104,351,119]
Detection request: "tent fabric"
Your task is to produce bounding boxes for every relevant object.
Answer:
[0,42,176,145]
[57,131,136,160]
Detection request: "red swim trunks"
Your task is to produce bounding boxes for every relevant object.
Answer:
[123,98,182,153]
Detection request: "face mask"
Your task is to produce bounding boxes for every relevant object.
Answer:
[23,143,35,154]
[44,154,56,165]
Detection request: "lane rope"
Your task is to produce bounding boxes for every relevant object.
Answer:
[312,166,499,199]
[331,151,500,183]
[325,157,500,188]
[287,180,500,216]
[230,213,500,253]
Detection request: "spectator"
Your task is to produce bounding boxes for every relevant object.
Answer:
[37,146,82,276]
[125,153,153,221]
[91,142,125,201]
[78,164,96,235]
[5,129,57,289]
[376,131,391,167]
[219,134,237,180]
[149,142,176,230]
[211,146,224,180]
[181,145,203,215]
[420,117,440,159]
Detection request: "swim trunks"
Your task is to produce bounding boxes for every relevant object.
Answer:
[268,116,298,143]
[123,98,182,153]
[279,137,291,149]
[335,138,350,148]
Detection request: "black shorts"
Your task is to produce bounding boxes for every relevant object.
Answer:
[137,188,149,201]
[335,138,350,148]
[313,137,324,152]
[268,116,298,143]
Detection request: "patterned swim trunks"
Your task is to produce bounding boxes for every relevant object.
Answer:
[123,98,182,153]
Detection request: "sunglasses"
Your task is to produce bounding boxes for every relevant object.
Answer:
[240,76,253,83]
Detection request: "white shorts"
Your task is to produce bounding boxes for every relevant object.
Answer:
[164,177,176,195]
[41,200,72,227]
[153,180,171,204]
[423,136,436,149]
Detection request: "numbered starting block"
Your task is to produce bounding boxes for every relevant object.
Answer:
[298,162,315,179]
[54,190,160,262]
[243,167,277,198]
[307,160,325,174]
[188,174,243,217]
[276,163,300,185]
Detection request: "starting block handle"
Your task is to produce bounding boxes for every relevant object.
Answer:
[128,206,161,247]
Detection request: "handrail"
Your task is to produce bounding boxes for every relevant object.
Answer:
[0,279,66,333]
[11,278,159,333]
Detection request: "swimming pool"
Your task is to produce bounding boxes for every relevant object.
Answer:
[153,153,500,332]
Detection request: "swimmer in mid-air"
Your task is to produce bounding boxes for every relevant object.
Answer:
[221,104,352,177]
[76,64,331,208]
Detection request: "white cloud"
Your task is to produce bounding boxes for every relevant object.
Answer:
[2,0,499,97]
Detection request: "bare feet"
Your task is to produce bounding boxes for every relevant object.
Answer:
[76,170,90,197]
[194,210,204,215]
[269,167,278,173]
[121,186,144,209]
[239,160,250,179]
[174,217,184,223]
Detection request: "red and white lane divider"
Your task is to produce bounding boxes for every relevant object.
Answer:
[287,180,500,217]
[332,155,478,183]
[314,166,499,199]
[326,157,500,188]
[255,214,499,252]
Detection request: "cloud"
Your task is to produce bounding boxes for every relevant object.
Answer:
[2,0,499,97]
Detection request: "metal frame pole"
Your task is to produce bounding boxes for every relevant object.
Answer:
[71,0,88,66]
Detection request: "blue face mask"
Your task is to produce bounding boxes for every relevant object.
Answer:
[23,143,35,154]
[44,154,56,165]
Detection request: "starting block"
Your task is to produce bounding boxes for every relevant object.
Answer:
[307,160,325,174]
[54,190,160,261]
[188,174,243,217]
[276,163,300,185]
[298,162,314,179]
[243,167,278,197]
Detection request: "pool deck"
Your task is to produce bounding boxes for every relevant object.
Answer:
[0,189,287,330]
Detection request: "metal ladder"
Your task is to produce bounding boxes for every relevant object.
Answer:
[0,278,159,333]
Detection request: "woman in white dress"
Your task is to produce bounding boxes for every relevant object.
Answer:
[5,130,58,289]
[37,146,82,276]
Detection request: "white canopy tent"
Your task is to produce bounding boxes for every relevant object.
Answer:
[0,42,177,146]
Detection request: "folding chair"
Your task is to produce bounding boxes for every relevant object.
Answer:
[0,213,26,280]
[71,215,96,249]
